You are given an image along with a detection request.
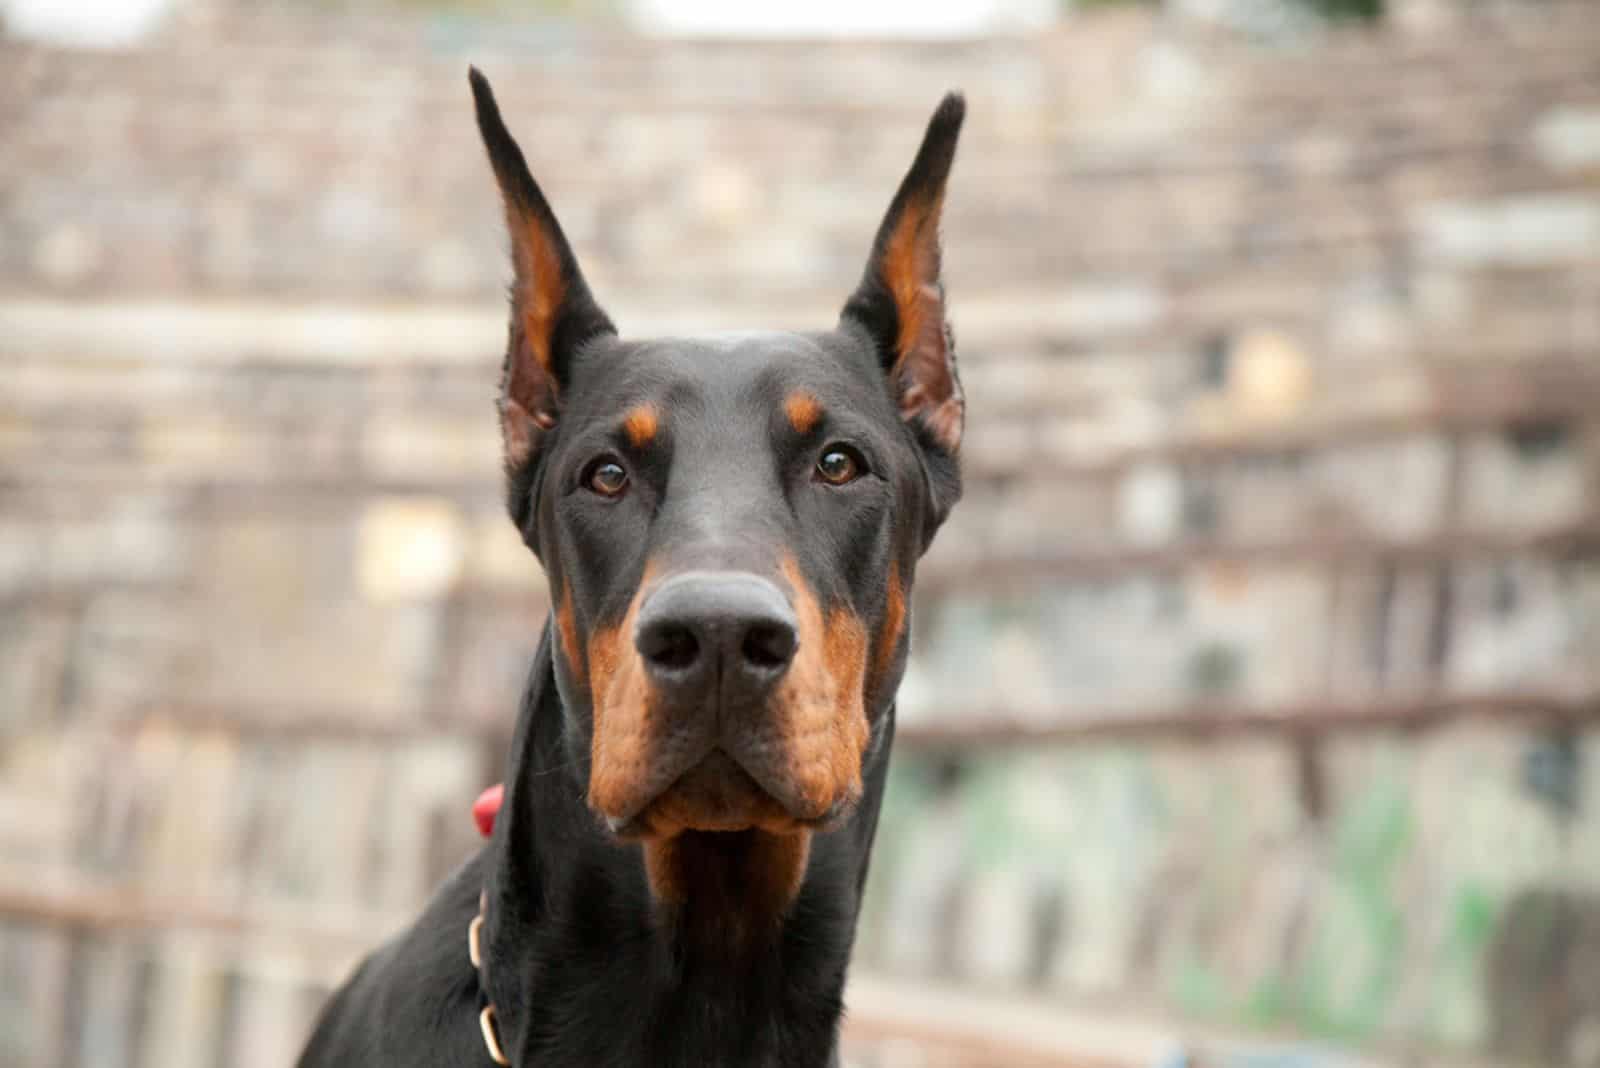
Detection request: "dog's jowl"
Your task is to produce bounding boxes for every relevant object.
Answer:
[298,71,966,1068]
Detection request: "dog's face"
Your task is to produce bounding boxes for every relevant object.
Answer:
[472,71,964,905]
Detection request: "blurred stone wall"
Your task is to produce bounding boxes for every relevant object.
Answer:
[1,3,1598,1066]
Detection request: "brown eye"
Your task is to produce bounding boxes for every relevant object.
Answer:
[586,459,629,497]
[815,446,864,485]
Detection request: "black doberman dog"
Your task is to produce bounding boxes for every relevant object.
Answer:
[297,70,966,1068]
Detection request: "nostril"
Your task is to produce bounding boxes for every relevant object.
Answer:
[640,622,700,672]
[742,622,797,671]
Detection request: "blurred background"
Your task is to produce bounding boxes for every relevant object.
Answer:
[2,0,1599,1065]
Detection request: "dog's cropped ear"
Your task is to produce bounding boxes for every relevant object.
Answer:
[842,93,966,457]
[471,68,615,470]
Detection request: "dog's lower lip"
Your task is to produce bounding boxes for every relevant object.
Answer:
[600,748,861,839]
[798,796,854,832]
[605,812,648,838]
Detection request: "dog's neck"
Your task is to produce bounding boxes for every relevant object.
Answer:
[478,628,892,1067]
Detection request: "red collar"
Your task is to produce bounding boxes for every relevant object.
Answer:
[473,782,504,838]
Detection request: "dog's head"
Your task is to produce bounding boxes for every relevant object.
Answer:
[472,70,964,905]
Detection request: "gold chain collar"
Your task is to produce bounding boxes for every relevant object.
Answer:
[468,891,511,1066]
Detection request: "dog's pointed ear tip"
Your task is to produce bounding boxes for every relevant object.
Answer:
[468,66,499,114]
[470,68,515,154]
[931,92,966,131]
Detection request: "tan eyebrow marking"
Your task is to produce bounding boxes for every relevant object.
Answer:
[772,553,869,821]
[622,404,660,448]
[783,391,823,435]
[873,567,907,694]
[586,559,661,824]
[556,584,583,682]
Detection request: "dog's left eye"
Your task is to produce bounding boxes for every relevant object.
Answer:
[585,458,629,497]
[815,445,866,486]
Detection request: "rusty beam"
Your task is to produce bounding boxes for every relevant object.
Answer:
[6,512,1595,613]
[964,371,1600,481]
[894,688,1600,749]
[916,514,1600,592]
[0,878,395,962]
[79,685,1600,749]
[14,374,1600,491]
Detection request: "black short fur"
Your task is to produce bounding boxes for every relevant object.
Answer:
[297,71,966,1068]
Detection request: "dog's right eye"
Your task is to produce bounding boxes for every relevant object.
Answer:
[815,445,866,486]
[584,458,629,497]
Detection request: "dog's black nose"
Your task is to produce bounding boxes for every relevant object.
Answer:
[635,572,798,695]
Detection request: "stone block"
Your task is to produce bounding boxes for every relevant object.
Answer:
[447,605,545,724]
[0,609,71,729]
[30,220,102,292]
[1119,462,1184,547]
[0,501,191,594]
[359,415,499,484]
[1460,429,1588,531]
[356,497,467,602]
[190,516,444,712]
[1046,283,1168,337]
[186,595,441,714]
[1417,195,1600,267]
[1531,107,1600,172]
[465,514,547,595]
[66,594,196,720]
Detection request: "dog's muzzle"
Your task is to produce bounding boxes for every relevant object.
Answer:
[586,567,865,840]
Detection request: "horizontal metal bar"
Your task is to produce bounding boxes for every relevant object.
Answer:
[895,688,1600,748]
[10,362,1599,490]
[3,515,1595,613]
[917,515,1600,592]
[0,877,396,962]
[63,686,1599,749]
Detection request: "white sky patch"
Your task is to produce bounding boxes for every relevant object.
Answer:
[1,0,1058,47]
[2,0,173,47]
[630,0,1055,37]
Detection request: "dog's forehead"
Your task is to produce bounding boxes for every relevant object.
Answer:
[568,329,880,413]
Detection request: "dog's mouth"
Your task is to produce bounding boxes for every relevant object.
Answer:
[583,560,871,860]
[578,560,874,916]
[604,749,854,841]
[601,748,858,922]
